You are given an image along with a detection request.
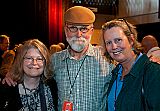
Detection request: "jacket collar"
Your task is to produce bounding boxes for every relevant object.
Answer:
[128,54,149,78]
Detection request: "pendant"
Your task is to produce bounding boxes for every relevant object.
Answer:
[62,100,73,111]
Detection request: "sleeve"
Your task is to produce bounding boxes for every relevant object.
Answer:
[143,62,160,110]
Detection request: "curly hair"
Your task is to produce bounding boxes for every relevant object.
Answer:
[101,19,142,60]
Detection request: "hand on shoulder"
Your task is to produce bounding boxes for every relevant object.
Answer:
[2,72,17,87]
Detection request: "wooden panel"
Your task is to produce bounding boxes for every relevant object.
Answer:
[117,0,160,24]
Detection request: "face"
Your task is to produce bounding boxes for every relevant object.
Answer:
[0,38,9,51]
[65,24,94,52]
[103,27,134,63]
[23,48,45,78]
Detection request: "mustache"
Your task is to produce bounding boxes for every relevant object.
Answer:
[70,36,86,41]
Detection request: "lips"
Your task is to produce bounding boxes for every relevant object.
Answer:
[28,67,39,69]
[112,50,122,55]
[28,65,40,69]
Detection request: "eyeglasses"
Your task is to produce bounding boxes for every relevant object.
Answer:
[67,25,93,33]
[24,56,44,64]
[117,18,133,34]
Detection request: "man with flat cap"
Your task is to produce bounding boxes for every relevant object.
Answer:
[50,6,114,111]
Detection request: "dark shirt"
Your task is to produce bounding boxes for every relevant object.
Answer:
[0,78,58,111]
[106,54,160,111]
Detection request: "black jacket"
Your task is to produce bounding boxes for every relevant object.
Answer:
[0,78,58,111]
[106,55,160,111]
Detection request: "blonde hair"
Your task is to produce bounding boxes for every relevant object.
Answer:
[50,44,62,55]
[102,19,141,58]
[10,39,51,83]
[0,35,9,43]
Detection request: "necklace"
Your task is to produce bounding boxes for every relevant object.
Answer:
[22,82,40,111]
[22,81,39,94]
[25,87,37,93]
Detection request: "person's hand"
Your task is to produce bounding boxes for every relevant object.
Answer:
[149,56,160,64]
[2,72,17,86]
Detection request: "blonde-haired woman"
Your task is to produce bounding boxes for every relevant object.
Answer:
[102,19,160,111]
[0,39,57,111]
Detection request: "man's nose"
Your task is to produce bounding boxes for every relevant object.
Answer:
[76,29,83,37]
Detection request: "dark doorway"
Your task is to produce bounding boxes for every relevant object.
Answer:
[136,22,160,45]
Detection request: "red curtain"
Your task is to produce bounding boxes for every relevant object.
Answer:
[48,0,63,45]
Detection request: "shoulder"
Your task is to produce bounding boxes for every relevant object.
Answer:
[0,84,21,110]
[91,45,105,54]
[46,78,57,87]
[46,78,58,94]
[3,50,15,57]
[142,55,160,70]
[51,49,67,60]
[0,83,18,95]
[139,55,160,84]
[137,54,160,71]
[46,78,58,110]
[147,47,160,57]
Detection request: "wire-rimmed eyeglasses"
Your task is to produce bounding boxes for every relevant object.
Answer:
[23,56,44,64]
[66,25,93,33]
[116,18,133,34]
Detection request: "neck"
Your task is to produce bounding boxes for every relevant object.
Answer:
[23,76,40,90]
[121,53,137,78]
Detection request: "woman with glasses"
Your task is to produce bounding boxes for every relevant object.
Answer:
[102,19,160,111]
[0,39,58,111]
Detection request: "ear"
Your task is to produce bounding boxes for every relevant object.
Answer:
[129,34,135,46]
[90,27,94,35]
[64,25,67,31]
[64,26,68,35]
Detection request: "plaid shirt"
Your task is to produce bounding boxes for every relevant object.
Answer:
[51,44,114,111]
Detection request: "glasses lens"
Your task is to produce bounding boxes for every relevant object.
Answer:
[80,27,89,33]
[67,25,92,33]
[68,26,78,32]
[36,58,44,64]
[24,57,32,63]
[24,57,44,64]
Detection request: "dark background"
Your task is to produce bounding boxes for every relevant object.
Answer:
[136,22,160,45]
[0,0,49,49]
[0,0,160,49]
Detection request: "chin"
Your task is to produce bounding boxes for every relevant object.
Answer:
[112,56,123,62]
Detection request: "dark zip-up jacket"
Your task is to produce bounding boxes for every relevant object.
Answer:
[0,78,58,111]
[106,54,160,111]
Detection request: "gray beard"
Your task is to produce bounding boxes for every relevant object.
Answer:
[66,35,91,52]
[69,43,85,52]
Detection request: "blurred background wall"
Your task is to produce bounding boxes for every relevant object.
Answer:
[0,0,160,48]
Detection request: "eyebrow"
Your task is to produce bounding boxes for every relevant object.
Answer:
[24,55,42,58]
